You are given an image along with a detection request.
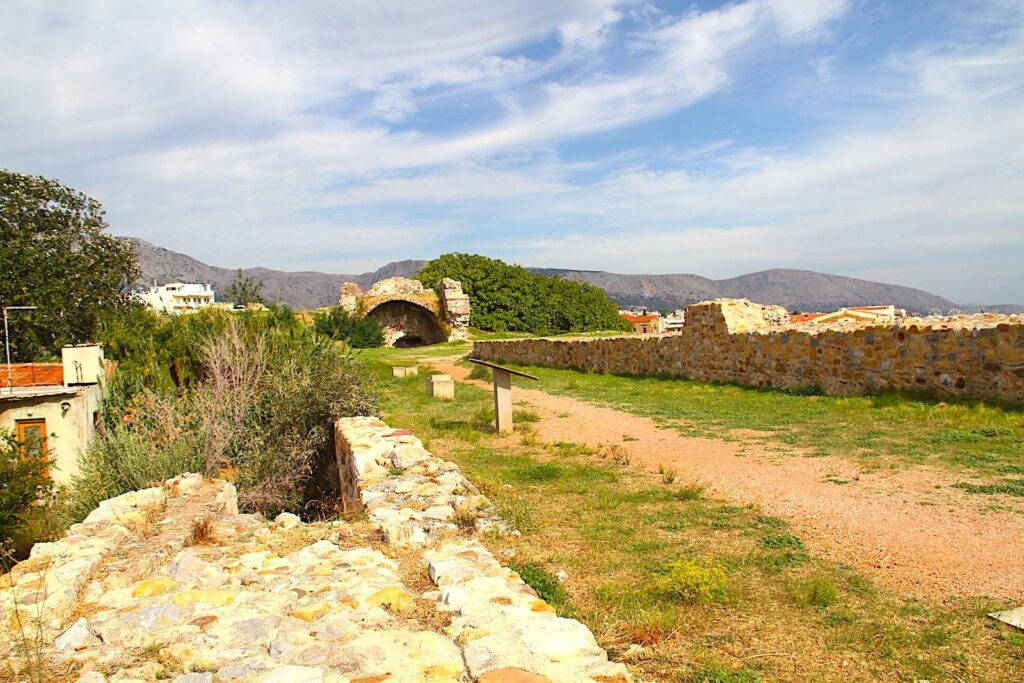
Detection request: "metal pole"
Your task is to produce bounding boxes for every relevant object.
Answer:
[3,307,10,395]
[4,306,38,394]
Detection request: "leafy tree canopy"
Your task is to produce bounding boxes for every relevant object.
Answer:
[313,307,384,348]
[0,170,139,360]
[417,253,629,334]
[224,268,265,305]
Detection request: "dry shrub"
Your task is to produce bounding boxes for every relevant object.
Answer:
[71,315,378,521]
[187,517,215,546]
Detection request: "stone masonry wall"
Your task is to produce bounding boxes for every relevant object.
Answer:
[334,416,631,682]
[473,299,1024,403]
[0,423,630,683]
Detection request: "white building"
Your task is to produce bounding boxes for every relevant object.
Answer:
[140,282,215,314]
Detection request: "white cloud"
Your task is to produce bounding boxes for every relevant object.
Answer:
[0,0,1021,303]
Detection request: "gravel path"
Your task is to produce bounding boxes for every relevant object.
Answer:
[438,363,1024,603]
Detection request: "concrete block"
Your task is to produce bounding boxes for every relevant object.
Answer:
[426,374,455,400]
[392,366,419,378]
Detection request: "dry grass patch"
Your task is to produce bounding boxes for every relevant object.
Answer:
[367,356,1024,683]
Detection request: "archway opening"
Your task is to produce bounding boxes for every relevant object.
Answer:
[365,300,446,348]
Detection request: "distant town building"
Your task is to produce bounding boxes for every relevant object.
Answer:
[622,313,661,335]
[1,344,109,484]
[140,282,216,314]
[790,305,903,326]
[662,310,686,332]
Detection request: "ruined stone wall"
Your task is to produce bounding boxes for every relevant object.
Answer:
[473,299,1024,403]
[0,427,630,682]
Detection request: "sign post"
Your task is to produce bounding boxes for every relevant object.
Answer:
[467,358,538,434]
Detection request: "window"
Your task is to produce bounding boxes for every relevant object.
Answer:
[16,418,49,476]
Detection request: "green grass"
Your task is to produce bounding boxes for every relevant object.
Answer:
[361,352,1024,682]
[489,362,1024,478]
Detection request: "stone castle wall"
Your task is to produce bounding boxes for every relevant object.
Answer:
[473,299,1024,403]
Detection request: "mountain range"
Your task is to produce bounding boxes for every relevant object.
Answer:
[129,237,1006,314]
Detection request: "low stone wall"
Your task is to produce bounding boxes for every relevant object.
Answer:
[473,299,1024,403]
[335,416,631,682]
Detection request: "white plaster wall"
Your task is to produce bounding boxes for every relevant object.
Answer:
[0,386,100,484]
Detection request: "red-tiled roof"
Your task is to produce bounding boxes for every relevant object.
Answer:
[7,363,63,387]
[789,313,824,323]
[622,314,658,323]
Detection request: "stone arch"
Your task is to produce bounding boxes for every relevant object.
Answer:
[364,299,447,348]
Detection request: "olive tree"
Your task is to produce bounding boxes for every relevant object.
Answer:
[0,170,139,360]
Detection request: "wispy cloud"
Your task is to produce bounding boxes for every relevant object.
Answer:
[0,0,1021,302]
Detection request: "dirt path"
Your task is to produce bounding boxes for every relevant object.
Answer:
[436,363,1024,603]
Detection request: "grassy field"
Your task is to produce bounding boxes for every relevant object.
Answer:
[361,350,1024,683]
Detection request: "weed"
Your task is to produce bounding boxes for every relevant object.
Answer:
[658,464,677,485]
[672,483,704,501]
[187,516,215,546]
[511,462,564,482]
[513,409,540,423]
[690,664,764,683]
[554,441,595,456]
[388,467,404,477]
[761,534,804,550]
[450,511,477,532]
[2,541,50,683]
[618,609,684,646]
[602,443,631,465]
[653,559,728,605]
[795,573,839,608]
[494,499,535,534]
[520,432,541,446]
[512,562,572,614]
[952,479,1024,497]
[468,363,491,381]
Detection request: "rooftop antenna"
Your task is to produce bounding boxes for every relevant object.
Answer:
[4,305,39,395]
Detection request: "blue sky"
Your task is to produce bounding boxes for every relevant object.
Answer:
[1,1,1022,303]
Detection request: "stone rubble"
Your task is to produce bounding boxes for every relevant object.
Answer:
[0,422,632,683]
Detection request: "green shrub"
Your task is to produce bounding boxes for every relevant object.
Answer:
[654,559,728,604]
[70,395,204,521]
[313,307,384,348]
[72,317,378,520]
[0,432,54,547]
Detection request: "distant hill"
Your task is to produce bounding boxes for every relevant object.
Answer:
[128,238,969,313]
[128,238,425,309]
[535,267,957,314]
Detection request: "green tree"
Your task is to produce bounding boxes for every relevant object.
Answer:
[224,268,265,305]
[0,431,53,547]
[313,307,384,348]
[0,170,139,360]
[417,253,628,334]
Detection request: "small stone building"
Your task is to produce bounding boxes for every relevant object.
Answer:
[339,276,470,347]
[0,344,108,483]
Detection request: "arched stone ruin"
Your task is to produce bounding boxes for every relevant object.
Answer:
[339,276,470,348]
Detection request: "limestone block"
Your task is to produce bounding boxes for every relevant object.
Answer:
[274,512,302,530]
[426,374,455,400]
[392,365,419,377]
